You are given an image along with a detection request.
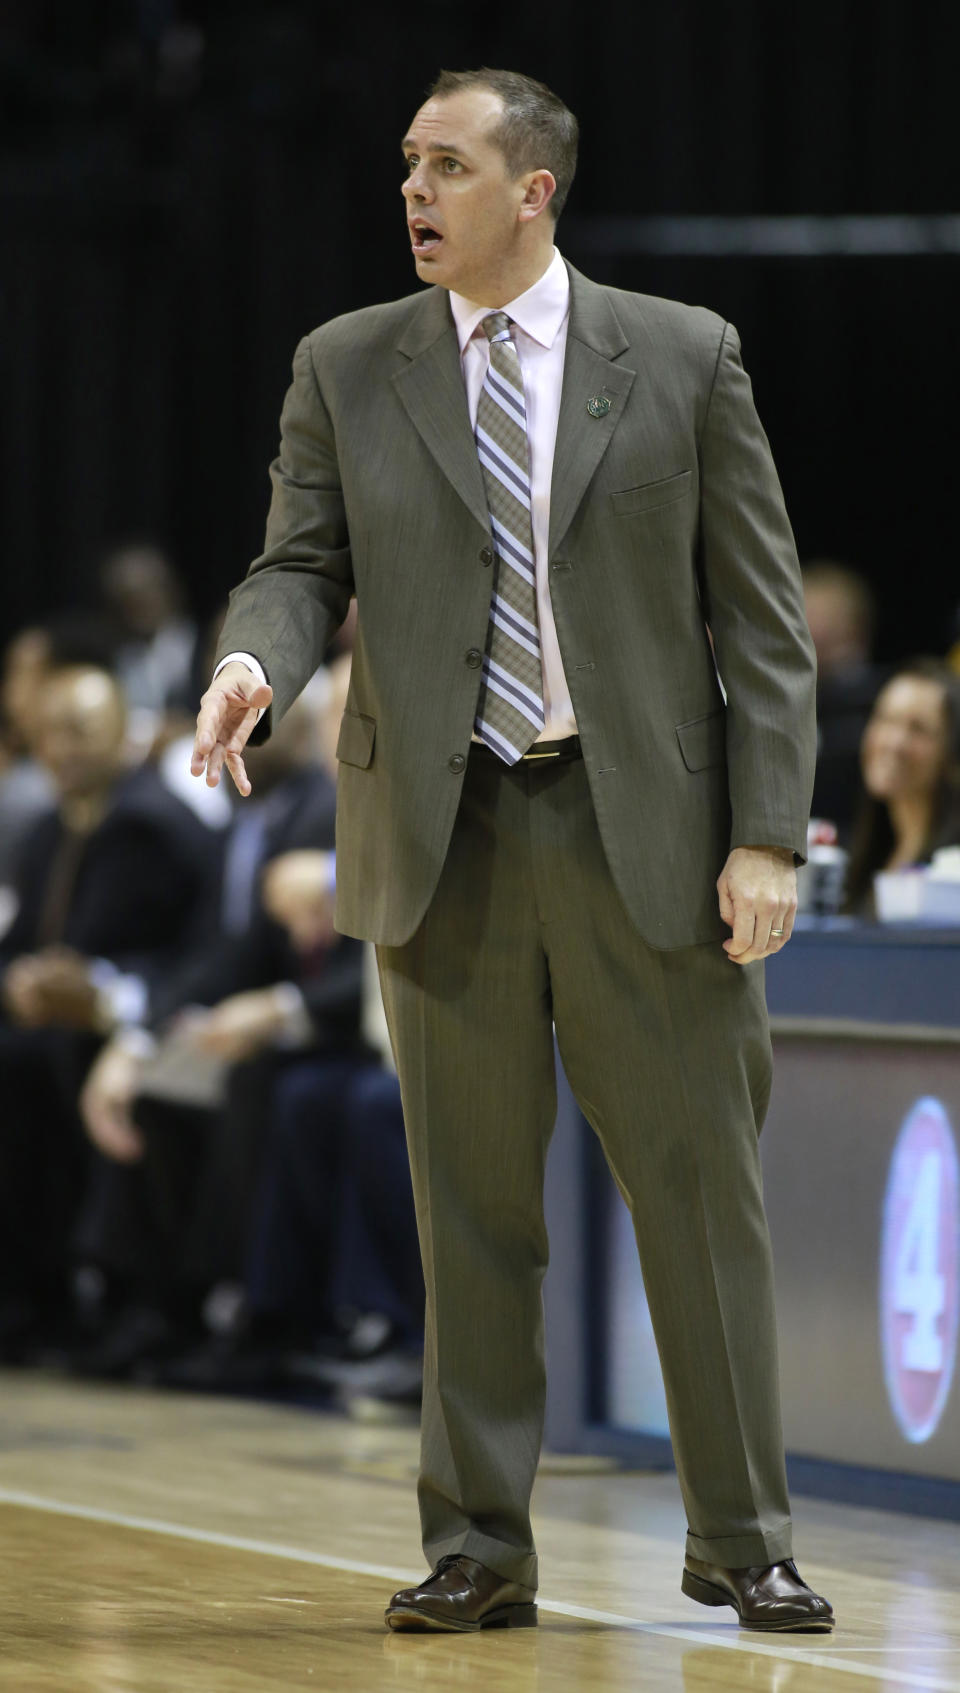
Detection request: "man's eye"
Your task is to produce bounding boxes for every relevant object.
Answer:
[442,157,462,173]
[405,156,419,172]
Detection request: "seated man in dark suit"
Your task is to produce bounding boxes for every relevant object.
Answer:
[0,663,217,1357]
[76,680,421,1387]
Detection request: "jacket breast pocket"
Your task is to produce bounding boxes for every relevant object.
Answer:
[336,710,376,770]
[676,708,726,772]
[611,469,692,516]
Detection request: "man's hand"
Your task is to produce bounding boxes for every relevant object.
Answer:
[79,1037,145,1163]
[182,989,289,1063]
[717,845,798,965]
[2,948,101,1029]
[2,955,47,1026]
[191,662,273,796]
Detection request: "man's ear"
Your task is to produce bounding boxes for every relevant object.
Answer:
[518,169,556,223]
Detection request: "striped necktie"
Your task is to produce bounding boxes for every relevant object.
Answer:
[473,312,545,763]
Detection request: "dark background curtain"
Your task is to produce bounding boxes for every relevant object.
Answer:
[1,0,956,657]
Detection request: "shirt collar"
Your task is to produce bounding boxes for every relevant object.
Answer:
[448,248,570,354]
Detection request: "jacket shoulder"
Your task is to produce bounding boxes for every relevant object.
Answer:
[302,290,430,364]
[606,285,728,350]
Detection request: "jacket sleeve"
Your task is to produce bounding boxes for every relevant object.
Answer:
[214,335,354,740]
[697,323,817,861]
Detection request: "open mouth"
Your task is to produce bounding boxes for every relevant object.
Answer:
[411,220,443,253]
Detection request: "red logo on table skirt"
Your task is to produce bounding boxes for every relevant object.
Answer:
[880,1097,959,1444]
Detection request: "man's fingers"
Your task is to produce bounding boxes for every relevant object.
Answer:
[98,1112,145,1164]
[225,750,252,797]
[764,903,796,953]
[723,905,757,962]
[764,910,788,951]
[80,1089,144,1163]
[727,901,797,964]
[191,692,229,772]
[753,900,780,953]
[191,679,272,781]
[206,742,227,787]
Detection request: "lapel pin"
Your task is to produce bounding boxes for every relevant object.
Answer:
[586,394,611,418]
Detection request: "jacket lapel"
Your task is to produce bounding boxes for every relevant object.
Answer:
[391,289,490,537]
[549,264,636,554]
[389,267,638,551]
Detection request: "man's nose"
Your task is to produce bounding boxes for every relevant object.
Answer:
[402,168,432,203]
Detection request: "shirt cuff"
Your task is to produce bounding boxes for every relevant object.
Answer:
[88,960,149,1031]
[213,653,269,726]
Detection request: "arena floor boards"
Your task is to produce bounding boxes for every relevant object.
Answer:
[0,1371,957,1692]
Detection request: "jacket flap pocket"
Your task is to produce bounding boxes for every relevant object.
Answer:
[336,710,376,770]
[611,469,692,516]
[676,709,725,772]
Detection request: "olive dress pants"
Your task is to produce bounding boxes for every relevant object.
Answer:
[376,745,793,1589]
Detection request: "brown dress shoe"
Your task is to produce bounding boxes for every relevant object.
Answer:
[385,1554,538,1632]
[682,1557,834,1632]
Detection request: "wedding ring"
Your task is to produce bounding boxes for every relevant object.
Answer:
[771,927,785,937]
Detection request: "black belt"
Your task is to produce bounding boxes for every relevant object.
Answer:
[473,736,582,763]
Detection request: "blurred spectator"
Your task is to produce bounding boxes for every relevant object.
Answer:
[844,659,960,913]
[73,686,341,1372]
[76,658,421,1395]
[1,609,165,882]
[258,846,422,1404]
[98,541,202,743]
[0,663,217,1357]
[802,560,886,838]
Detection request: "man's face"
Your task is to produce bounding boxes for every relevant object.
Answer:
[402,89,532,301]
[34,669,127,799]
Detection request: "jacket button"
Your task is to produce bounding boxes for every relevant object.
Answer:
[479,545,493,566]
[466,648,482,667]
[448,753,466,774]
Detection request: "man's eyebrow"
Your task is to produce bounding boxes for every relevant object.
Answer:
[401,138,467,157]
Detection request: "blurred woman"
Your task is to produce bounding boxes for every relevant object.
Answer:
[844,659,960,912]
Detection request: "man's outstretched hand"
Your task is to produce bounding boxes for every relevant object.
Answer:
[191,662,273,796]
[717,845,798,965]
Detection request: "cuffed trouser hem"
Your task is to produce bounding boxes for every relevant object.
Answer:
[425,1531,538,1592]
[684,1520,793,1567]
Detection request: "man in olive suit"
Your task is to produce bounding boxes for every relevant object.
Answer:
[193,69,833,1634]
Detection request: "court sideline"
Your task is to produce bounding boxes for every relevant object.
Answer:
[0,1371,957,1692]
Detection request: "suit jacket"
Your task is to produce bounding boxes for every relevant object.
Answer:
[215,262,817,949]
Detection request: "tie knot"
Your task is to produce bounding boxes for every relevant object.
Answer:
[481,311,513,344]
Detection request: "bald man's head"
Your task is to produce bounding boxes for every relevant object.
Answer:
[35,666,128,799]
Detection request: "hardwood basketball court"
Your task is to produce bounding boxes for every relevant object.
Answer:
[1,1370,957,1691]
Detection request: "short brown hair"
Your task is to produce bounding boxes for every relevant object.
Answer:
[426,67,578,221]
